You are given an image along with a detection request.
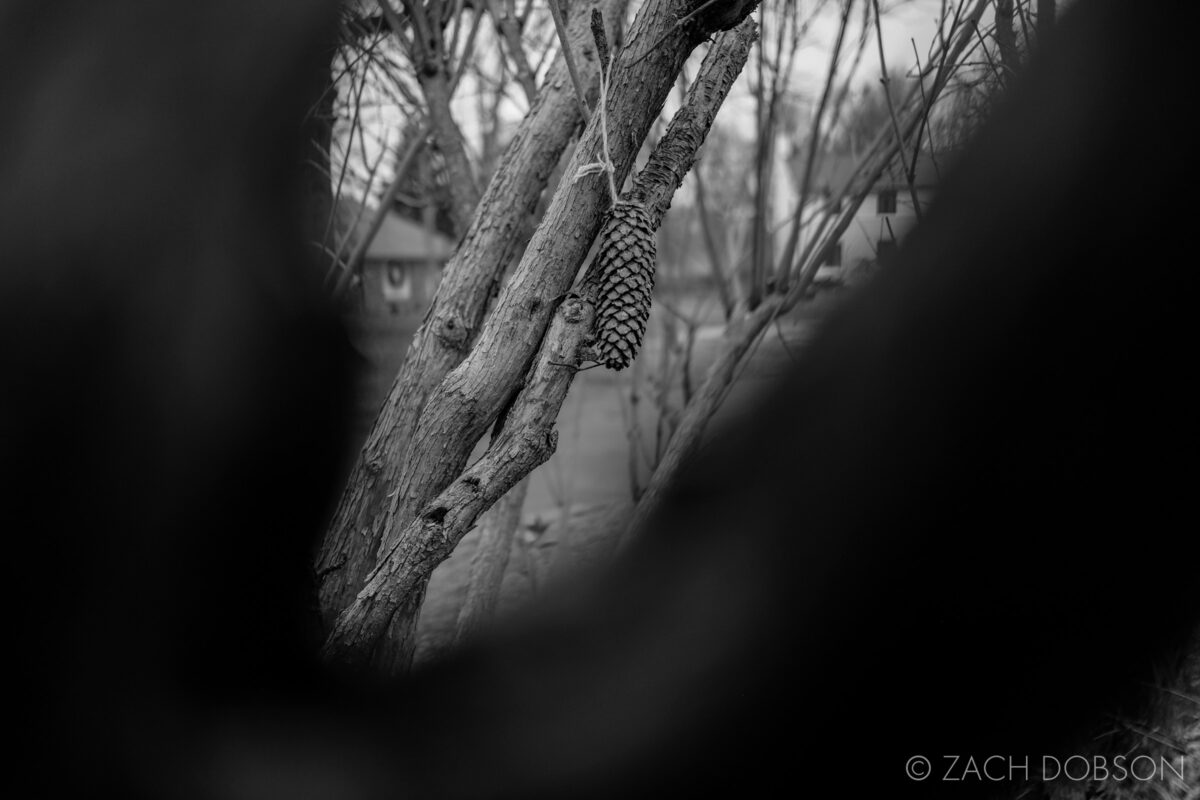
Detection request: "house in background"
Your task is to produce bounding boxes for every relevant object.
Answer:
[807,151,949,286]
[334,199,456,315]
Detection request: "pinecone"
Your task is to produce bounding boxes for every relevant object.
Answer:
[594,200,656,370]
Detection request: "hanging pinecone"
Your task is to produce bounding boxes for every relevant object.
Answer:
[594,200,656,371]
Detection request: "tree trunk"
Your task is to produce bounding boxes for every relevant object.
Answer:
[315,0,628,627]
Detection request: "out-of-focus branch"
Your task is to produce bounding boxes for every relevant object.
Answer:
[488,0,539,105]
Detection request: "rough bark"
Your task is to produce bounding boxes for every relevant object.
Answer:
[315,0,627,625]
[322,10,759,670]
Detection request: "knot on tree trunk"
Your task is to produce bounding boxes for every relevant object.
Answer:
[434,312,470,349]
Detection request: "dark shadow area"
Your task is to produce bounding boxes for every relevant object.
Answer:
[1,1,1195,798]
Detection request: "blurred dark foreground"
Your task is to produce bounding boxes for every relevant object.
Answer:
[1,1,1197,799]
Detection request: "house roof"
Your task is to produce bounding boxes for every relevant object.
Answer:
[334,198,456,262]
